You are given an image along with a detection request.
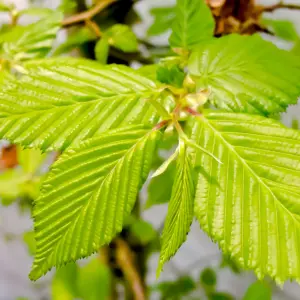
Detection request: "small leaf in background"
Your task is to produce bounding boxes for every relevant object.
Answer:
[138,64,158,81]
[58,0,77,13]
[0,1,12,12]
[53,27,97,56]
[94,37,109,64]
[104,24,138,53]
[146,159,175,209]
[152,276,196,299]
[77,259,111,300]
[200,268,217,291]
[243,281,271,300]
[0,169,28,205]
[210,292,234,300]
[156,65,185,87]
[18,147,46,174]
[262,18,298,42]
[169,0,215,49]
[52,263,79,300]
[19,7,54,18]
[220,254,241,274]
[147,6,175,36]
[130,220,157,245]
[23,231,36,256]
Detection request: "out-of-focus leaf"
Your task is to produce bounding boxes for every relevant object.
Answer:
[291,39,300,56]
[104,24,138,52]
[58,0,77,13]
[138,64,158,81]
[0,169,28,205]
[147,6,175,36]
[210,292,234,300]
[0,1,12,12]
[156,65,185,87]
[262,18,298,41]
[23,231,36,256]
[95,37,109,64]
[200,268,217,290]
[53,27,97,56]
[52,263,79,300]
[243,281,271,300]
[131,220,157,245]
[19,7,54,18]
[152,276,196,299]
[77,259,111,300]
[18,147,46,174]
[220,255,241,274]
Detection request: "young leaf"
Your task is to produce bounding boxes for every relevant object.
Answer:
[23,231,36,256]
[188,34,300,115]
[104,24,138,53]
[0,12,62,61]
[0,1,12,12]
[18,147,46,174]
[0,58,173,151]
[147,6,175,37]
[188,111,300,283]
[157,141,195,275]
[156,65,185,88]
[94,37,109,64]
[29,126,161,280]
[19,7,54,18]
[169,0,214,49]
[262,18,298,42]
[243,281,271,300]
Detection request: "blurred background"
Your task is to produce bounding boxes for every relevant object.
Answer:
[1,0,300,299]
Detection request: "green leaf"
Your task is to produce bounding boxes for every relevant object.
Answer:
[19,7,54,18]
[23,231,36,256]
[0,58,173,151]
[147,6,175,37]
[94,37,109,64]
[188,111,300,283]
[130,219,157,245]
[200,268,217,290]
[262,18,298,42]
[0,1,12,12]
[188,34,300,115]
[0,12,62,61]
[0,169,28,205]
[53,27,97,56]
[77,258,111,300]
[292,39,300,56]
[29,126,161,280]
[138,65,158,81]
[169,0,214,49]
[209,292,234,300]
[18,147,46,174]
[156,65,185,88]
[243,281,271,300]
[157,141,195,276]
[52,263,79,300]
[104,24,138,53]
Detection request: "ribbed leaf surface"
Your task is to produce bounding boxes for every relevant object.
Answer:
[169,0,214,49]
[188,111,300,283]
[188,34,300,115]
[158,142,195,275]
[0,58,172,151]
[30,126,161,280]
[0,12,62,61]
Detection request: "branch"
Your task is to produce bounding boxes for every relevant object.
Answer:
[259,2,300,13]
[62,0,116,27]
[115,238,146,300]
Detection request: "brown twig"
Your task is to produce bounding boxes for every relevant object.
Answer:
[85,19,102,37]
[115,238,146,300]
[62,0,116,27]
[259,2,300,14]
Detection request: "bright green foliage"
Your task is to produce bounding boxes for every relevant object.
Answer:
[30,126,160,280]
[158,142,195,275]
[130,219,157,245]
[169,0,214,49]
[19,7,54,18]
[94,37,110,64]
[0,13,62,61]
[156,65,185,88]
[147,6,175,36]
[262,18,298,41]
[243,281,271,300]
[188,111,300,283]
[104,24,138,53]
[23,231,36,256]
[0,1,12,11]
[77,259,111,300]
[0,58,172,151]
[52,263,79,300]
[18,147,46,174]
[188,34,300,115]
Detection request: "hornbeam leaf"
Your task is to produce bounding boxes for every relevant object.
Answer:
[0,12,62,61]
[0,58,173,151]
[188,34,300,115]
[157,141,195,275]
[188,111,300,283]
[29,125,161,280]
[169,0,214,49]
